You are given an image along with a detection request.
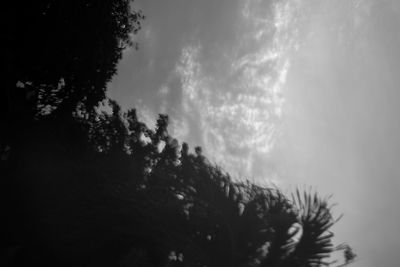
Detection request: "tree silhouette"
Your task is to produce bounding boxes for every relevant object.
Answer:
[2,95,355,266]
[1,1,144,265]
[1,0,144,161]
[25,101,350,267]
[4,0,143,117]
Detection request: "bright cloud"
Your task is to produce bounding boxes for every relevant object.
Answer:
[169,0,302,179]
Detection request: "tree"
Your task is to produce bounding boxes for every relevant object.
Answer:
[1,1,144,227]
[2,97,355,266]
[1,1,144,264]
[2,0,144,153]
[51,101,358,266]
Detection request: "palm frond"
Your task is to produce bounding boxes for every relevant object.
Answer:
[281,189,338,267]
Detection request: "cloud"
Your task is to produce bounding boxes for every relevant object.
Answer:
[167,0,302,179]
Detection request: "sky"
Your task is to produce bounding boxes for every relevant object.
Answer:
[108,0,400,266]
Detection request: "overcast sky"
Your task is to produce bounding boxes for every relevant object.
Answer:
[108,0,400,266]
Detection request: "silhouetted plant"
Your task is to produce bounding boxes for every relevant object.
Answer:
[2,97,355,266]
[4,0,144,119]
[80,102,355,267]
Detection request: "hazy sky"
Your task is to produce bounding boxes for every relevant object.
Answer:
[108,0,400,266]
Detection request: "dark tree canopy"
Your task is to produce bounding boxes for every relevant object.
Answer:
[2,0,144,181]
[3,0,144,119]
[2,99,355,266]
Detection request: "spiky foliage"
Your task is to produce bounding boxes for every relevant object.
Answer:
[273,189,339,267]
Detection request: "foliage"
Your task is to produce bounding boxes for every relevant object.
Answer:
[2,99,354,266]
[3,0,144,121]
